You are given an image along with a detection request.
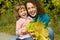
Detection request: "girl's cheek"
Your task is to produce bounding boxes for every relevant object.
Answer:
[19,12,22,16]
[25,11,27,13]
[18,11,21,15]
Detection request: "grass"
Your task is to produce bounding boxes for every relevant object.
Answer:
[54,34,60,40]
[0,24,15,35]
[49,19,60,40]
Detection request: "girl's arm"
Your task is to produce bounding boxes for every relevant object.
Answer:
[16,20,23,36]
[16,20,27,36]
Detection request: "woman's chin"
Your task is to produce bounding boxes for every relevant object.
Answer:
[31,14,36,17]
[30,13,37,17]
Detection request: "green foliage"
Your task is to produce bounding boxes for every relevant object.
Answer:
[52,0,60,6]
[0,0,26,26]
[42,0,60,19]
[26,21,50,40]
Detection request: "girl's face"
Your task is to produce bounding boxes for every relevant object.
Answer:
[18,5,27,18]
[26,2,37,17]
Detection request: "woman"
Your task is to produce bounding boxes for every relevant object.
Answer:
[25,0,54,40]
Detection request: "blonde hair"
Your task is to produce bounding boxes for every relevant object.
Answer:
[15,3,26,20]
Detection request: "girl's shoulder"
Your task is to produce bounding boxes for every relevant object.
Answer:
[16,18,24,23]
[27,16,33,20]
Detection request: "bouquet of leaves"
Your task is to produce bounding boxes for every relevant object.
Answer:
[26,20,50,40]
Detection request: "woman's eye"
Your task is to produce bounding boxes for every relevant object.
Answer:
[32,7,35,8]
[32,7,34,8]
[27,8,30,10]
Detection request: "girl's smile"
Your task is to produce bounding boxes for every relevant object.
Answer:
[18,5,27,18]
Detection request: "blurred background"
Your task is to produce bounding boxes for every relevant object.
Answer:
[0,0,60,40]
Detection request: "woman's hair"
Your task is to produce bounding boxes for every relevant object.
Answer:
[15,3,25,20]
[25,0,45,17]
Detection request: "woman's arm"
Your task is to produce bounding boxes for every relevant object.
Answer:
[44,14,50,27]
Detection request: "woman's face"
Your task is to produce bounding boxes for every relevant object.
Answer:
[26,2,37,17]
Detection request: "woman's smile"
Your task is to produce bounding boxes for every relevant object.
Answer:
[26,2,37,17]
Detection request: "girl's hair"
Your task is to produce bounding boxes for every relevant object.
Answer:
[25,0,45,17]
[15,3,25,20]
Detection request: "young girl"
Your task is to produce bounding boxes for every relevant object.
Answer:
[15,4,34,40]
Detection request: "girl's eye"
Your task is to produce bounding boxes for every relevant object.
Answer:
[20,11,22,13]
[23,9,26,11]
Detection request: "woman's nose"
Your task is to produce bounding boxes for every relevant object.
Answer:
[30,9,33,12]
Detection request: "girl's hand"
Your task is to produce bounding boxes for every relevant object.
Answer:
[22,27,27,33]
[21,28,28,35]
[30,32,36,37]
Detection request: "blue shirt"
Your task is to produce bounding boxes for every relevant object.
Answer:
[30,13,50,27]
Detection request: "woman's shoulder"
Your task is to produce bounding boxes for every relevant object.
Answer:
[43,14,50,19]
[44,14,49,17]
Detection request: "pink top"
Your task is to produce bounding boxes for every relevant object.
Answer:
[16,17,32,39]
